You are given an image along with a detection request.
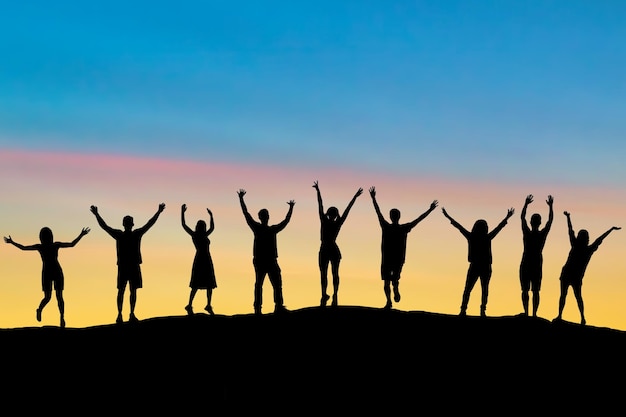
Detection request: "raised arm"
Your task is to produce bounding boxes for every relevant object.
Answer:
[206,209,215,236]
[58,227,90,248]
[544,195,554,232]
[181,204,193,235]
[238,189,255,227]
[591,226,621,249]
[339,187,363,224]
[137,203,166,233]
[407,200,438,229]
[90,205,117,237]
[313,181,324,221]
[564,211,575,245]
[521,195,532,232]
[441,207,470,237]
[275,200,295,232]
[3,236,38,251]
[489,208,515,239]
[369,187,386,226]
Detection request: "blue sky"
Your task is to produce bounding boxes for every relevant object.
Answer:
[1,1,625,184]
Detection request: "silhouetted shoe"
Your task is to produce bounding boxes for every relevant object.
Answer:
[384,302,392,310]
[331,294,338,308]
[274,305,289,314]
[480,309,487,318]
[60,317,66,329]
[116,315,123,324]
[393,288,401,303]
[205,305,214,315]
[581,318,586,326]
[459,310,467,317]
[185,305,194,316]
[36,308,42,322]
[129,314,139,323]
[254,307,262,316]
[320,294,330,307]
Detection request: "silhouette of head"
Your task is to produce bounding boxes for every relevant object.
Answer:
[195,220,207,233]
[472,220,488,236]
[530,213,542,229]
[326,206,339,221]
[577,229,590,246]
[39,227,53,244]
[123,215,134,230]
[258,209,269,224]
[390,209,401,224]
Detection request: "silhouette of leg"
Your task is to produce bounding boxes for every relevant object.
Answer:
[331,259,340,307]
[186,288,197,315]
[269,264,286,313]
[521,291,529,316]
[37,290,52,322]
[383,281,392,309]
[393,280,401,302]
[205,288,214,315]
[55,289,65,328]
[532,290,540,317]
[129,288,138,322]
[556,280,568,320]
[573,283,585,325]
[479,268,491,317]
[254,266,265,315]
[319,254,330,306]
[460,266,479,316]
[116,286,125,324]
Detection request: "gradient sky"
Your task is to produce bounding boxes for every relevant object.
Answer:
[1,1,625,329]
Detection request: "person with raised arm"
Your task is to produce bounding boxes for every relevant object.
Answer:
[313,181,363,307]
[369,186,438,310]
[4,226,90,328]
[90,203,165,324]
[519,194,554,317]
[555,211,620,325]
[181,204,217,316]
[238,189,294,315]
[442,206,514,317]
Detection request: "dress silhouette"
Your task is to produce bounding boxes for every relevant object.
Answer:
[181,204,217,315]
[442,207,514,317]
[90,203,165,324]
[313,181,363,307]
[369,186,438,309]
[238,189,294,315]
[555,211,620,325]
[519,194,554,317]
[4,226,90,328]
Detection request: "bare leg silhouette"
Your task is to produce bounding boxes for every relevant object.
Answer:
[573,285,585,325]
[532,290,540,317]
[55,289,65,328]
[319,256,330,306]
[331,259,340,307]
[129,288,138,321]
[205,289,214,315]
[37,290,52,322]
[116,288,125,323]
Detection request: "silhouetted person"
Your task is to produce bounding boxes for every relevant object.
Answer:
[442,207,514,317]
[90,203,165,324]
[4,227,90,328]
[369,186,438,309]
[181,204,217,316]
[238,189,294,315]
[313,181,363,307]
[520,194,554,317]
[555,211,620,325]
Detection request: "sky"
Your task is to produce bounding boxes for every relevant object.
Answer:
[1,1,625,329]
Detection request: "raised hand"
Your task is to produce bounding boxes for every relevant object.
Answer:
[81,227,91,236]
[312,181,319,190]
[287,200,296,207]
[507,208,515,218]
[369,186,376,198]
[441,207,449,217]
[355,187,363,197]
[564,211,570,217]
[4,235,12,244]
[158,203,166,212]
[207,208,213,216]
[90,205,98,215]
[612,226,621,231]
[237,189,246,198]
[525,195,533,205]
[430,200,439,210]
[547,195,554,206]
[181,204,187,213]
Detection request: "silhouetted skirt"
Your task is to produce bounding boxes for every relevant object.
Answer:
[190,252,217,289]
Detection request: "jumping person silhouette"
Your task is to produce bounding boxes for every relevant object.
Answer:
[442,206,514,317]
[520,194,554,317]
[313,181,363,307]
[369,186,438,309]
[238,189,294,315]
[181,204,217,316]
[555,211,620,325]
[90,203,165,324]
[4,227,90,328]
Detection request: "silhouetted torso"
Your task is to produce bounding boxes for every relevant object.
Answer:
[522,228,549,264]
[381,223,412,265]
[250,223,280,260]
[37,243,63,280]
[561,243,599,282]
[111,229,145,265]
